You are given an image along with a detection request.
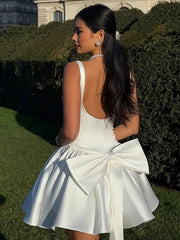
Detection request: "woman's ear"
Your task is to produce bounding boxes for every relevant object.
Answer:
[98,29,105,42]
[95,29,105,43]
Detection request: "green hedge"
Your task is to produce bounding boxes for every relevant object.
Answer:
[128,31,179,189]
[0,60,64,123]
[0,21,73,61]
[131,2,180,34]
[0,2,179,189]
[121,2,180,189]
[114,8,144,34]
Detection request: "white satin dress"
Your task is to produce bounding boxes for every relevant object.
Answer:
[22,61,159,240]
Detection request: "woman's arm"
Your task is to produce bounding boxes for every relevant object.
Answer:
[113,75,139,141]
[56,62,81,146]
[113,115,139,141]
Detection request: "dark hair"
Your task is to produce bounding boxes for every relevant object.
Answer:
[75,4,138,125]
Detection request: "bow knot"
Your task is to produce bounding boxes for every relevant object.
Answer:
[66,139,149,240]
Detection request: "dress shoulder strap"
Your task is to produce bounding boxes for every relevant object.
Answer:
[76,61,85,103]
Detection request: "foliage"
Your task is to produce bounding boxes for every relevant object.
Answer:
[0,106,180,240]
[0,60,64,123]
[114,8,144,34]
[122,3,180,189]
[131,2,180,34]
[0,21,74,61]
[147,1,180,26]
[0,2,179,189]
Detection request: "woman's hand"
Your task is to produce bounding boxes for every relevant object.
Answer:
[113,114,139,141]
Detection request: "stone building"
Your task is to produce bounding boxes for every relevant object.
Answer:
[0,0,37,30]
[34,0,174,27]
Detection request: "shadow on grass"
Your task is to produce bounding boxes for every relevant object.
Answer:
[0,194,6,206]
[0,232,6,240]
[0,195,6,239]
[15,112,61,145]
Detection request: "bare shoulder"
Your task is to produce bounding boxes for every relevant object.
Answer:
[64,61,80,81]
[64,61,79,71]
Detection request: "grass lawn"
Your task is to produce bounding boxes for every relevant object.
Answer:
[0,106,179,240]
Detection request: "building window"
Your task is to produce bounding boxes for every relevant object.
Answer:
[7,14,13,23]
[6,3,13,11]
[54,11,62,22]
[19,15,23,24]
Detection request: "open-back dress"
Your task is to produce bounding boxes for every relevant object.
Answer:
[22,61,159,240]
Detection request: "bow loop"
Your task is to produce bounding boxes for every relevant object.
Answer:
[66,139,149,240]
[67,139,148,195]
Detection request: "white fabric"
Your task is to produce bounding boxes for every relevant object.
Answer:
[22,61,159,240]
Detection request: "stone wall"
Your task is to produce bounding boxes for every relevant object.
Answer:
[34,0,173,27]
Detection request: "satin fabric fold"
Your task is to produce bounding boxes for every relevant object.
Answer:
[67,139,149,240]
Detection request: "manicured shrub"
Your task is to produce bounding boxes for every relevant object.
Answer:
[0,60,64,124]
[147,1,180,25]
[127,26,180,189]
[114,8,144,34]
[0,21,73,61]
[120,2,180,189]
[131,2,180,34]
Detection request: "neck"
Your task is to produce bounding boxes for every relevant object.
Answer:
[89,54,104,60]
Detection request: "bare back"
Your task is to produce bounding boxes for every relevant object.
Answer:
[82,59,106,119]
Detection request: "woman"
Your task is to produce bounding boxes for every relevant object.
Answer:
[22,4,159,240]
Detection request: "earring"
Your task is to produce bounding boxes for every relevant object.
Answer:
[95,41,100,47]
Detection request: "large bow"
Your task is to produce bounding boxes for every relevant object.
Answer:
[66,139,149,240]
